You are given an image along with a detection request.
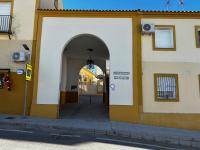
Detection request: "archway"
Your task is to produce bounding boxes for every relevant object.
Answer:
[59,34,110,121]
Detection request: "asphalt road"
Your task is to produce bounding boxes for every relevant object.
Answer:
[0,128,196,150]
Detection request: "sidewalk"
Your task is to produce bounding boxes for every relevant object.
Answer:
[0,114,199,148]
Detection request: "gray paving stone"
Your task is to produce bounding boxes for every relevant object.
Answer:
[155,136,172,143]
[193,138,200,142]
[179,140,192,147]
[131,133,143,140]
[168,139,179,145]
[106,130,117,136]
[116,130,131,138]
[143,134,155,141]
[94,129,107,136]
[191,141,200,148]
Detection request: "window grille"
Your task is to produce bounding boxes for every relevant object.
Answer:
[0,2,12,35]
[0,15,11,33]
[154,74,179,101]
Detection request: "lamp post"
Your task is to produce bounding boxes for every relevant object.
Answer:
[23,44,31,116]
[86,48,94,69]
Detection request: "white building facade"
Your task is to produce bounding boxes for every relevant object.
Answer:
[0,0,200,130]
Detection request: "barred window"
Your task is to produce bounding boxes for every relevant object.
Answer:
[154,74,179,102]
[0,2,11,33]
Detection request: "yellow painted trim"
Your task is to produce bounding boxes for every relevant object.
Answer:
[0,72,27,115]
[36,0,40,9]
[195,26,200,48]
[141,11,200,19]
[29,0,40,115]
[154,73,179,102]
[152,25,176,51]
[135,17,143,112]
[31,16,43,105]
[109,105,139,123]
[199,74,200,95]
[141,113,200,131]
[36,10,200,19]
[30,104,59,119]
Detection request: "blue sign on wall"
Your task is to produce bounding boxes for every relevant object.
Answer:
[17,69,25,75]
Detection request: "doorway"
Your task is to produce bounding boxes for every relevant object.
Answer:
[59,34,110,121]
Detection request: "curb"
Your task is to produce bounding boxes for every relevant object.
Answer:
[0,120,199,148]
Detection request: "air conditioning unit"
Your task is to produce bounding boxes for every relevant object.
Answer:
[12,51,26,62]
[141,23,155,33]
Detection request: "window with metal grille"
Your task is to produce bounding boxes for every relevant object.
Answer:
[0,2,11,33]
[154,74,179,102]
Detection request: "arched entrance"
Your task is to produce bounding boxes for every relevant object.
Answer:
[59,34,110,121]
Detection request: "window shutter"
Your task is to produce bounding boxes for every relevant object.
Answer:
[155,29,174,48]
[0,3,11,15]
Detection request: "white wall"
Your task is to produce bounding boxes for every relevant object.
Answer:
[40,0,55,9]
[40,0,63,9]
[12,0,36,40]
[58,0,63,9]
[142,19,200,113]
[37,17,133,105]
[60,51,68,91]
[142,19,200,63]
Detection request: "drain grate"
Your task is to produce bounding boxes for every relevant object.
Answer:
[5,116,16,120]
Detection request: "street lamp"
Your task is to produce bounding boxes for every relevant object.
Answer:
[22,44,31,117]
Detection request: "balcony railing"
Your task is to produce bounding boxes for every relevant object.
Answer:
[0,15,12,34]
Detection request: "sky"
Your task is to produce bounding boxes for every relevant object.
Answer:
[63,0,200,11]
